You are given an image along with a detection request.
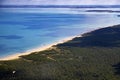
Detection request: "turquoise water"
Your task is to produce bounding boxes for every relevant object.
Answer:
[0,8,120,58]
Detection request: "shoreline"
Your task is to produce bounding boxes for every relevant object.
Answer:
[0,25,114,61]
[0,36,78,61]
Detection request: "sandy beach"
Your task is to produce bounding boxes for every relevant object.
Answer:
[0,26,111,61]
[0,36,78,60]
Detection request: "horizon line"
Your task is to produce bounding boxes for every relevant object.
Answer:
[0,5,120,8]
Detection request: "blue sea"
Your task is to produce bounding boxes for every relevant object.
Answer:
[0,8,120,59]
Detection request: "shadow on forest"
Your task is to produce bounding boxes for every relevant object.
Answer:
[57,25,120,47]
[113,63,120,75]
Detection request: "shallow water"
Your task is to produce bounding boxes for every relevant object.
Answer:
[0,8,120,58]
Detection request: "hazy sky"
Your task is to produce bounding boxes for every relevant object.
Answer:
[1,0,120,5]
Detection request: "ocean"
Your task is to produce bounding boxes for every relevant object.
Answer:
[0,8,120,59]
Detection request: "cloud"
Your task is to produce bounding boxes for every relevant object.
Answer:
[1,0,120,5]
